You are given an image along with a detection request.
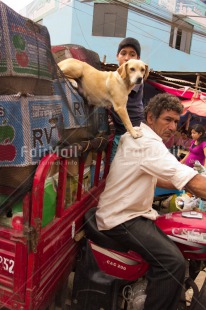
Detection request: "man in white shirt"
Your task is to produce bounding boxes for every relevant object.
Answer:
[96,93,206,310]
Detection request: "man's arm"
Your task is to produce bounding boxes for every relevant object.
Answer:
[157,174,206,198]
[157,178,177,189]
[185,174,206,199]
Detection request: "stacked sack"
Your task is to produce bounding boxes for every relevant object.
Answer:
[0,1,53,95]
[0,2,108,189]
[0,2,60,188]
[52,44,101,70]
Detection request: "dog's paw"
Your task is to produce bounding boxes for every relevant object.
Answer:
[130,128,142,139]
[69,79,78,88]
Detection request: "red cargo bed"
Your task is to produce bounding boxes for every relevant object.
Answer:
[0,135,113,309]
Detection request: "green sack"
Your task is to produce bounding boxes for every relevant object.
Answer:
[0,176,57,227]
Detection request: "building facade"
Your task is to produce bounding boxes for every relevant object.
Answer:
[20,0,206,71]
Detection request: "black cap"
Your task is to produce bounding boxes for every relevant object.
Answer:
[117,37,141,56]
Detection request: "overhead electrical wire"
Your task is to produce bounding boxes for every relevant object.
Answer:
[55,0,206,59]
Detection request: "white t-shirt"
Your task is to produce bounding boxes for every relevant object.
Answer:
[96,123,198,230]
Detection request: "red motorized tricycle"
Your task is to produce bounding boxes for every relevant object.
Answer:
[0,134,113,310]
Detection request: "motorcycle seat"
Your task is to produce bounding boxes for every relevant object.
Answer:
[84,207,129,252]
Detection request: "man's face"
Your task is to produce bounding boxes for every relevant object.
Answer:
[117,46,139,66]
[147,109,180,141]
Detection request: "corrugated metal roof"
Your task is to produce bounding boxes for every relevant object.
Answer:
[148,71,206,92]
[101,62,206,92]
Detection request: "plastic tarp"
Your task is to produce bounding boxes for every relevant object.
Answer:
[146,80,206,100]
[181,99,206,117]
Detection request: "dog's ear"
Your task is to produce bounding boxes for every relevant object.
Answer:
[117,62,128,80]
[144,64,150,81]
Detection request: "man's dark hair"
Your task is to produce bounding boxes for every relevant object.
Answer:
[144,93,184,120]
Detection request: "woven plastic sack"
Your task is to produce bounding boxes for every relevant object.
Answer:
[53,79,109,144]
[0,94,63,167]
[0,2,53,95]
[52,44,101,70]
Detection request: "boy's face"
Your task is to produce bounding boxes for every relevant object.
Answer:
[117,46,139,66]
[147,110,180,142]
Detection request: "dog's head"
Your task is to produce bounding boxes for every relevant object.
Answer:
[117,59,149,86]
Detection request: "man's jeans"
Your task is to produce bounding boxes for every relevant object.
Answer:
[103,216,185,310]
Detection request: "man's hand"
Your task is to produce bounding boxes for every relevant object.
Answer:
[185,174,206,199]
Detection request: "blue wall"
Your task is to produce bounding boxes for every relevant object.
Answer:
[28,0,206,71]
[45,6,73,44]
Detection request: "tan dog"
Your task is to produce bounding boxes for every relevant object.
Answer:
[58,58,149,138]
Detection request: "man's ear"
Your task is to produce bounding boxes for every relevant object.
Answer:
[146,111,154,125]
[117,62,128,80]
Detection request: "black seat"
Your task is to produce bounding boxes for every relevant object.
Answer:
[84,207,128,252]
